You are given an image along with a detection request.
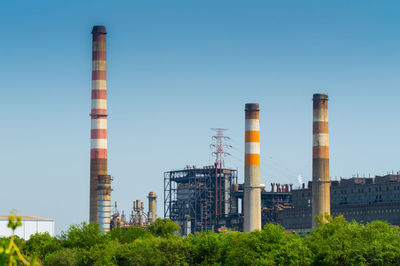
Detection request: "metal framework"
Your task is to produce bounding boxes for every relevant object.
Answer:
[164,166,238,234]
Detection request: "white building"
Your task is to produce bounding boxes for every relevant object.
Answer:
[0,216,55,240]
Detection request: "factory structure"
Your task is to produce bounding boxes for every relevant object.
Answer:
[163,94,400,234]
[110,192,158,229]
[86,25,400,233]
[164,165,239,234]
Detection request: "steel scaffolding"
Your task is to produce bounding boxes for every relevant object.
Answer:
[164,166,238,234]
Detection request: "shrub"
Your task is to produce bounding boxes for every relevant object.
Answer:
[59,222,109,249]
[147,218,180,238]
[23,232,61,260]
[109,226,152,244]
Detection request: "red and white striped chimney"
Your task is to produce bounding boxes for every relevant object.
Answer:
[90,25,108,223]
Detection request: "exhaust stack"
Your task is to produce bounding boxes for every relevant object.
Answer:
[312,93,330,227]
[147,192,157,223]
[90,25,108,223]
[243,103,264,232]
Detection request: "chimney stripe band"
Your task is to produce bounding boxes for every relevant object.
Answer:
[92,51,106,60]
[245,112,259,119]
[91,149,107,159]
[245,119,260,131]
[245,131,260,142]
[91,119,107,129]
[313,122,328,134]
[91,90,107,99]
[313,133,329,147]
[313,146,329,158]
[92,61,106,70]
[92,80,107,90]
[245,154,260,166]
[91,129,107,139]
[313,109,328,122]
[245,142,260,154]
[91,139,107,149]
[92,70,107,80]
[92,42,106,51]
[93,34,106,42]
[91,99,107,109]
[91,109,107,115]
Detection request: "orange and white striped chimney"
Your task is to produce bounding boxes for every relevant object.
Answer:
[243,103,264,232]
[311,93,330,227]
[90,25,108,223]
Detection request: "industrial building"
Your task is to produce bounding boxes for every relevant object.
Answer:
[164,165,239,234]
[164,169,400,232]
[163,165,297,234]
[0,216,55,240]
[272,174,400,230]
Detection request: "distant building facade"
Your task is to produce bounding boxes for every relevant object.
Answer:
[274,174,400,230]
[0,216,55,240]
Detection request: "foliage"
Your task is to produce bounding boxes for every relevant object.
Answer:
[147,218,180,237]
[4,216,400,265]
[42,248,87,266]
[23,232,61,261]
[0,214,37,265]
[59,222,109,249]
[109,226,151,244]
[307,215,400,265]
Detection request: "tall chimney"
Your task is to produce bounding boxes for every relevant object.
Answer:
[90,25,108,223]
[243,103,264,232]
[312,93,330,227]
[147,192,157,223]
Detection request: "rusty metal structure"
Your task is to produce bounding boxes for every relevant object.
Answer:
[97,175,112,231]
[128,200,148,227]
[110,195,156,229]
[90,25,109,223]
[164,165,239,234]
[312,93,330,227]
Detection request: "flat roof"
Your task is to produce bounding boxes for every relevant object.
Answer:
[0,216,54,221]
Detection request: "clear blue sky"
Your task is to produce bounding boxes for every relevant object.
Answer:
[1,0,399,233]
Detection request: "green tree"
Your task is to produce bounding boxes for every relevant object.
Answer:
[24,232,61,261]
[59,222,109,249]
[147,218,180,238]
[109,226,152,244]
[187,231,227,264]
[307,215,400,265]
[43,248,88,266]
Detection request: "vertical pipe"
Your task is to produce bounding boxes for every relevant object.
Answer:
[312,93,330,227]
[219,167,222,217]
[231,184,239,215]
[244,103,263,232]
[148,192,157,223]
[215,165,218,219]
[90,25,108,223]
